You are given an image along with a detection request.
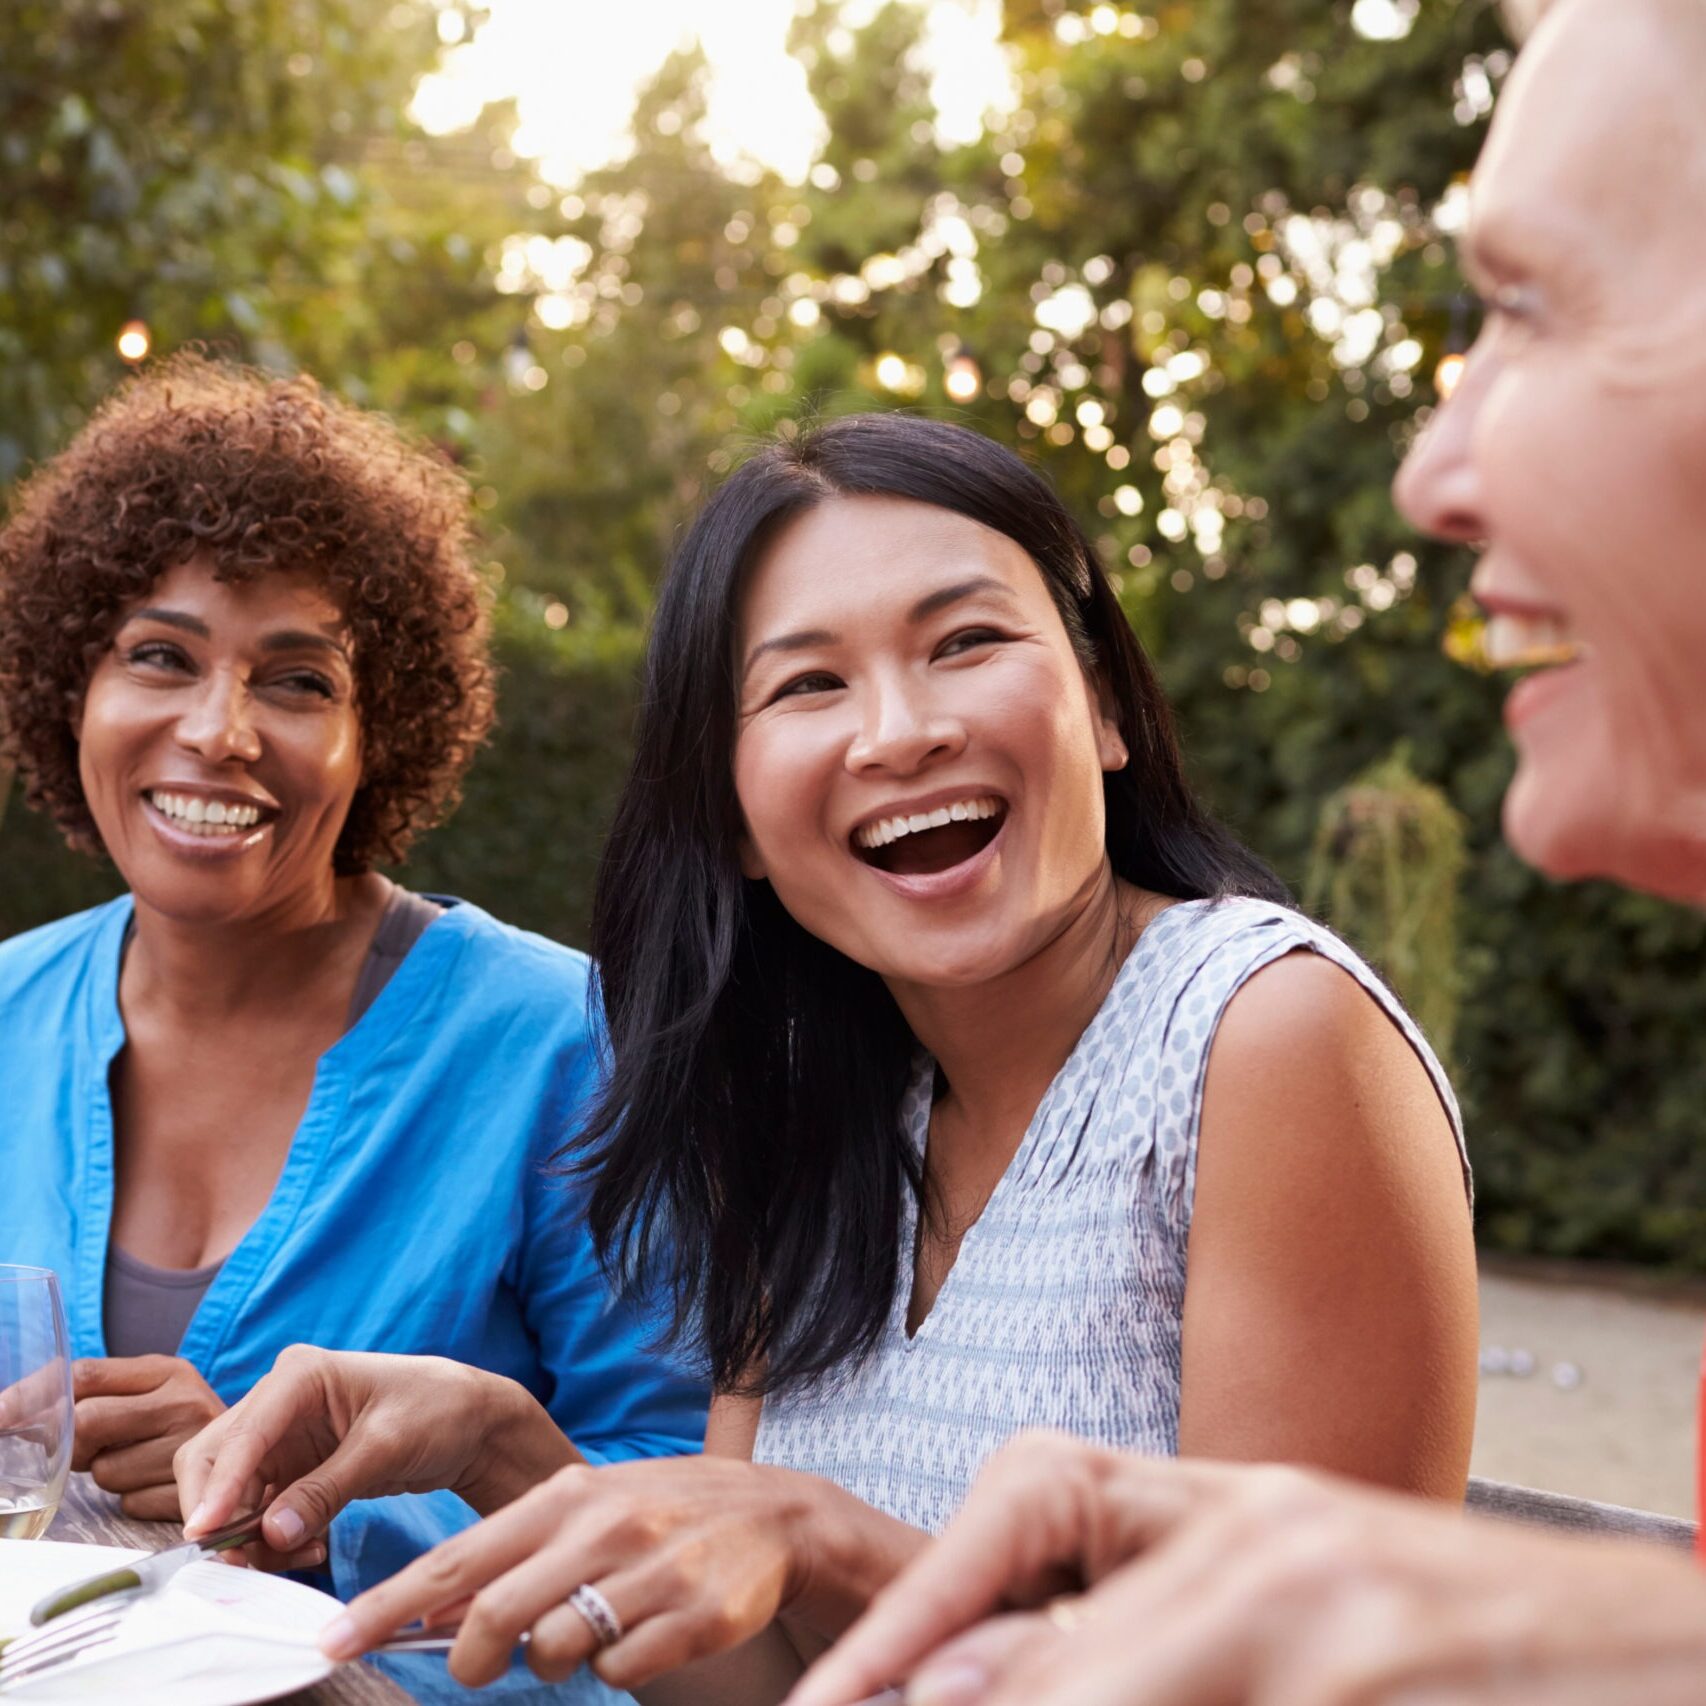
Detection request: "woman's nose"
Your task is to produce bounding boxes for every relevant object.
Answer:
[845,677,967,776]
[173,671,262,764]
[1393,352,1491,545]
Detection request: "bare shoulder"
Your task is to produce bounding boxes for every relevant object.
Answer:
[1210,946,1433,1090]
[1200,943,1461,1186]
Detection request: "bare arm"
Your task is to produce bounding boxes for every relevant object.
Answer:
[1177,950,1478,1494]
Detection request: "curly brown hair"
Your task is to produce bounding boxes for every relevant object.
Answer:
[0,352,495,874]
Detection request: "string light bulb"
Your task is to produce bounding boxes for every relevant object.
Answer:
[873,352,924,396]
[116,320,151,363]
[944,347,983,403]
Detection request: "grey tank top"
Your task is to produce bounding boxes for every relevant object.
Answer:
[101,887,444,1359]
[751,897,1470,1534]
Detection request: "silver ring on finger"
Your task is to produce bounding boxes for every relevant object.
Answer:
[567,1583,624,1649]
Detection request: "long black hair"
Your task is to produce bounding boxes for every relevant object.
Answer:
[571,413,1286,1395]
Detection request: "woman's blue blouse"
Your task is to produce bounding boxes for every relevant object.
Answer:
[0,895,708,1702]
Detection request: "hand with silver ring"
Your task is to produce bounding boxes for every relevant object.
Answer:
[317,1452,901,1692]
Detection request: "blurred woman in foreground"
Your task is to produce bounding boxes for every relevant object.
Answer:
[789,1,1706,1702]
[176,413,1475,1700]
[0,355,704,1701]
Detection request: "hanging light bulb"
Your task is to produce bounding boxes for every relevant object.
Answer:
[116,319,151,363]
[873,352,925,396]
[875,352,910,391]
[944,347,983,404]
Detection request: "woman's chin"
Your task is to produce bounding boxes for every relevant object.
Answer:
[122,870,266,927]
[1503,761,1706,905]
[872,935,1023,991]
[1503,764,1615,885]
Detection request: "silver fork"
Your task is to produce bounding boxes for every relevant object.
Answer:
[0,1598,132,1692]
[0,1611,508,1674]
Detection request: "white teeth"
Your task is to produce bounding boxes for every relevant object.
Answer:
[146,791,266,835]
[854,796,1004,851]
[1482,613,1584,671]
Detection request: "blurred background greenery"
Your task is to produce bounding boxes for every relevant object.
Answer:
[5,0,1704,1269]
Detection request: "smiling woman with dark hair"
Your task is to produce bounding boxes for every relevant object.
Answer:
[0,353,704,1703]
[176,412,1476,1704]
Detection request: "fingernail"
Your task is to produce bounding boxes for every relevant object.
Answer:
[320,1613,360,1660]
[909,1662,990,1706]
[185,1502,209,1535]
[270,1507,306,1547]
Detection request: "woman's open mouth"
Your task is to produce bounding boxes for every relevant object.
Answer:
[1447,597,1594,734]
[1482,610,1586,673]
[852,795,1008,877]
[142,788,279,847]
[1445,598,1589,677]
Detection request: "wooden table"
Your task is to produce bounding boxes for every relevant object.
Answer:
[49,1473,414,1704]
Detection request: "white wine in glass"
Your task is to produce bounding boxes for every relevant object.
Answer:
[0,1267,74,1539]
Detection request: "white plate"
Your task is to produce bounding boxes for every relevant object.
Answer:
[0,1539,341,1704]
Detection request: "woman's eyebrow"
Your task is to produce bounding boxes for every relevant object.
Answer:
[119,609,348,659]
[1459,231,1514,295]
[742,577,1021,680]
[742,626,836,680]
[1461,209,1567,293]
[260,628,350,659]
[907,575,1019,622]
[122,606,208,637]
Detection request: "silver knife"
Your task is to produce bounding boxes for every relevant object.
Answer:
[28,1513,266,1626]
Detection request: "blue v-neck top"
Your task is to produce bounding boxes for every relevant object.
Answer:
[0,894,706,1699]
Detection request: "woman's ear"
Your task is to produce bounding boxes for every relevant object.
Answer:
[1091,673,1129,773]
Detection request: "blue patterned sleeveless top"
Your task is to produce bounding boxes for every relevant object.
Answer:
[750,897,1469,1534]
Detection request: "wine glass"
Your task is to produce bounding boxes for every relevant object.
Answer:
[0,1267,74,1539]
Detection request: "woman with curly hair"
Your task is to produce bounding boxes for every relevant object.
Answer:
[0,353,704,1700]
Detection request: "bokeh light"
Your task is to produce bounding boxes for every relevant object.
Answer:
[944,350,982,403]
[115,320,151,363]
[412,0,1014,185]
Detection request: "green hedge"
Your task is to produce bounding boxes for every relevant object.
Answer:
[399,610,644,941]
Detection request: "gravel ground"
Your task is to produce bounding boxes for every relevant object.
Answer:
[1471,1260,1704,1519]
